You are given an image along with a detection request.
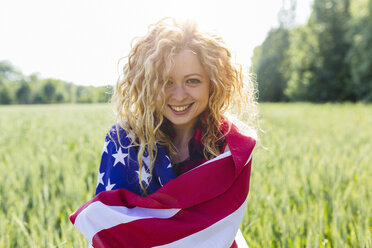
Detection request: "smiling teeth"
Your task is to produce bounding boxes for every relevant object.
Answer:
[171,104,190,112]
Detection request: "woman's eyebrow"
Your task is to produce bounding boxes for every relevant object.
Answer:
[184,73,202,78]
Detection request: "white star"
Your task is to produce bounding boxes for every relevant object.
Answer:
[142,154,150,167]
[165,155,172,168]
[158,176,163,186]
[96,171,105,188]
[126,129,135,140]
[112,147,128,167]
[105,179,116,191]
[136,166,152,186]
[102,140,110,154]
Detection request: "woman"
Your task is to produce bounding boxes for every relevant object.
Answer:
[71,18,257,248]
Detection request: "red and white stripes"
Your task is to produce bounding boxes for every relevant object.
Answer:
[71,122,256,248]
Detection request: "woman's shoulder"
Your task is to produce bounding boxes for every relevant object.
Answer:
[220,114,256,168]
[105,123,132,147]
[221,113,257,141]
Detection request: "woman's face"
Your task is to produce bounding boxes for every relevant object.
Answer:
[163,49,210,130]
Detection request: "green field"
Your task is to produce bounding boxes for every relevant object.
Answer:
[0,103,371,247]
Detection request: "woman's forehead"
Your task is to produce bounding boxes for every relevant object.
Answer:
[169,50,206,79]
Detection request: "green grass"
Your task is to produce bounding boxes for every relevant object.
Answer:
[244,103,372,247]
[0,103,371,247]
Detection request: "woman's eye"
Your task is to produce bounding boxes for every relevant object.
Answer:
[165,81,173,87]
[186,78,201,84]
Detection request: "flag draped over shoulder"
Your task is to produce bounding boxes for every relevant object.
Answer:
[70,120,256,248]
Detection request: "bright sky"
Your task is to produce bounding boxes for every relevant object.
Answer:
[0,0,313,86]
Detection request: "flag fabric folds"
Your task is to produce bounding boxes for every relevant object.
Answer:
[70,120,256,248]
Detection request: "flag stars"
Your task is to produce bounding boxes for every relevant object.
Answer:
[102,140,110,154]
[96,171,105,188]
[165,155,172,169]
[126,130,135,141]
[112,147,128,167]
[158,176,163,187]
[136,166,152,186]
[142,154,150,167]
[105,179,116,191]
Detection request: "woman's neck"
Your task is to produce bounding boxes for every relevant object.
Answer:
[173,124,195,148]
[170,120,198,163]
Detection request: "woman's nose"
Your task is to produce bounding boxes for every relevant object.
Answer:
[170,84,187,101]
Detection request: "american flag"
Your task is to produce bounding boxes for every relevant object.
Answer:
[70,121,256,248]
[95,124,176,197]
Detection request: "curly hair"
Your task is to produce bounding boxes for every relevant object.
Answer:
[111,17,257,193]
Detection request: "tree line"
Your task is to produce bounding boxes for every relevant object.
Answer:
[0,61,113,104]
[251,0,372,102]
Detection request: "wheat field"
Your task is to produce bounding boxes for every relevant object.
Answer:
[0,103,371,247]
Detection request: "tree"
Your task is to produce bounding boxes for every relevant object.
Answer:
[16,81,31,104]
[0,60,115,105]
[347,0,372,101]
[64,83,76,103]
[308,0,352,101]
[250,45,262,75]
[284,0,353,101]
[285,25,319,101]
[0,61,22,82]
[96,85,113,103]
[0,84,12,104]
[278,0,297,28]
[56,93,65,103]
[254,28,290,101]
[43,80,57,103]
[76,86,93,103]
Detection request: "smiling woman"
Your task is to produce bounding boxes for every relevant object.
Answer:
[163,49,210,163]
[70,17,258,248]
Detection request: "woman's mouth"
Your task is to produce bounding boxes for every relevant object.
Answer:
[169,103,193,113]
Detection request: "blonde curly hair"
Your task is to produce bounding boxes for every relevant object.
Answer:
[111,17,257,192]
